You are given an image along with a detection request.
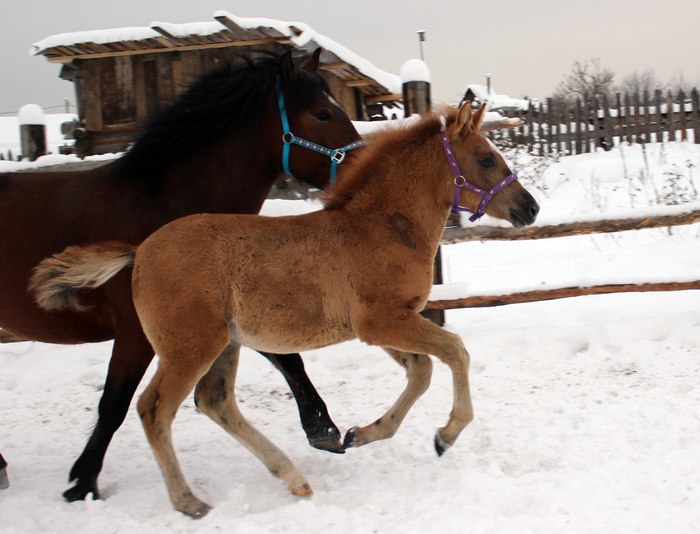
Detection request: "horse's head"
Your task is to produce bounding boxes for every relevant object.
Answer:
[275,49,364,189]
[444,102,539,227]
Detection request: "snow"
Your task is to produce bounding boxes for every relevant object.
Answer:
[17,104,45,126]
[400,59,431,83]
[1,140,699,532]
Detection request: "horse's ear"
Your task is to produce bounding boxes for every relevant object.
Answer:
[279,50,297,82]
[455,101,473,137]
[473,103,487,131]
[303,48,322,73]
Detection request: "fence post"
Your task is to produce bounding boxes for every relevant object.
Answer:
[400,59,444,326]
[655,90,664,142]
[19,104,47,161]
[678,90,687,141]
[692,88,700,144]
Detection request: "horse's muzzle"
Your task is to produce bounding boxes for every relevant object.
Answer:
[510,193,540,227]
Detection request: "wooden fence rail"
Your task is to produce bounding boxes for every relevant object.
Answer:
[428,208,700,311]
[491,87,700,155]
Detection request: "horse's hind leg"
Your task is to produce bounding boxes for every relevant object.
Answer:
[0,452,9,490]
[64,314,155,502]
[344,349,433,449]
[195,346,312,497]
[259,351,343,453]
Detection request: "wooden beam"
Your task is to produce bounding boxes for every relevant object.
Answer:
[345,79,372,87]
[213,15,251,39]
[319,61,350,71]
[441,209,700,244]
[41,37,291,63]
[425,281,700,310]
[364,93,403,104]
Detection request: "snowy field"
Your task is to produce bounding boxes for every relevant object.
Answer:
[1,141,699,533]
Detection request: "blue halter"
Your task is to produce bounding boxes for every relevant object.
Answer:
[276,77,365,186]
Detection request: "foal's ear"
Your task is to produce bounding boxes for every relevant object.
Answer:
[279,50,297,82]
[455,101,487,137]
[302,48,322,73]
[455,100,473,137]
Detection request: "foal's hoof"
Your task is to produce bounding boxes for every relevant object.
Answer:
[342,427,359,450]
[434,433,452,457]
[290,482,314,498]
[177,497,212,519]
[63,477,100,502]
[0,467,9,490]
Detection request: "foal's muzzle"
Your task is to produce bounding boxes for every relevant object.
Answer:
[509,193,540,227]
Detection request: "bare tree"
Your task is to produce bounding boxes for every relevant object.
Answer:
[619,68,662,96]
[552,59,616,106]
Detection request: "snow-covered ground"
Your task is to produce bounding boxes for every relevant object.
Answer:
[1,142,699,533]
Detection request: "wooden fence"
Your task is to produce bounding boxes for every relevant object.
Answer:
[491,88,700,155]
[425,208,700,311]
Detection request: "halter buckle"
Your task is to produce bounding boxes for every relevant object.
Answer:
[282,132,295,144]
[330,150,346,164]
[454,175,466,187]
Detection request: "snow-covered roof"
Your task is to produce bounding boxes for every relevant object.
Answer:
[462,84,537,112]
[31,11,401,101]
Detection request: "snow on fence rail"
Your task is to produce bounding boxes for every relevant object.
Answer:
[491,88,700,155]
[426,207,700,311]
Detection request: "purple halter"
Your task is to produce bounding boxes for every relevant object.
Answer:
[439,129,518,222]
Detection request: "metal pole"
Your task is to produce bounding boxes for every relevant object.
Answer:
[417,30,426,61]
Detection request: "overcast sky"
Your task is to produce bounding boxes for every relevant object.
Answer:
[2,0,699,115]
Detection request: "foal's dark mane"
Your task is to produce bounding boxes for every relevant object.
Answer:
[114,52,330,179]
[322,107,458,210]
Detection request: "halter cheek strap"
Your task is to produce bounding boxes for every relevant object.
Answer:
[439,129,518,222]
[276,77,365,185]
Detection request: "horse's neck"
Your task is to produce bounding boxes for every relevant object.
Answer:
[345,144,451,250]
[161,134,279,216]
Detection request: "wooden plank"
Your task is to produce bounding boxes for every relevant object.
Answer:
[601,93,615,149]
[440,209,700,244]
[624,92,633,144]
[425,281,700,310]
[574,99,583,154]
[643,90,653,143]
[667,91,676,142]
[678,90,687,141]
[82,61,103,131]
[583,94,591,153]
[692,88,700,143]
[655,89,664,142]
[633,92,643,143]
[42,37,292,63]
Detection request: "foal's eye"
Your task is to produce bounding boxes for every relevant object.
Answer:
[478,157,495,168]
[314,110,332,122]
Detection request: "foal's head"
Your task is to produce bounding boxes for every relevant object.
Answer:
[446,103,539,227]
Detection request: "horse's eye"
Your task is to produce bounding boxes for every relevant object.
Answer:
[314,110,332,122]
[478,157,495,168]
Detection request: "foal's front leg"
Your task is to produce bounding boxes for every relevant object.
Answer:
[353,313,473,456]
[344,349,433,449]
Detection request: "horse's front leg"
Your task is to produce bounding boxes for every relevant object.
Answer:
[344,349,433,449]
[259,352,343,453]
[353,312,473,456]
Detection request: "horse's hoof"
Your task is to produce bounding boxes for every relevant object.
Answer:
[290,482,313,498]
[63,478,100,502]
[342,427,358,450]
[308,436,345,454]
[177,499,212,519]
[0,467,9,490]
[434,433,451,457]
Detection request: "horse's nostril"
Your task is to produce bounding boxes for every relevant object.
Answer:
[529,200,540,217]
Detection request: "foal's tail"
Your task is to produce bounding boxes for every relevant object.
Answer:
[30,241,137,312]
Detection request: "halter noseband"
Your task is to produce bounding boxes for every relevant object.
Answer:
[439,128,518,222]
[276,77,365,186]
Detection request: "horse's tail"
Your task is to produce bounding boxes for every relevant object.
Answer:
[29,241,137,312]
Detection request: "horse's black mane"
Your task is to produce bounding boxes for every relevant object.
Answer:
[114,51,329,179]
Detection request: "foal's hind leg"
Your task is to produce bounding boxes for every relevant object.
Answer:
[259,351,343,453]
[195,346,312,497]
[344,349,433,449]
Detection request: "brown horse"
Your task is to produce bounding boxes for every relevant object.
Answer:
[31,102,539,517]
[0,49,363,501]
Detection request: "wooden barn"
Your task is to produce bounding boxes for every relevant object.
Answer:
[32,11,402,156]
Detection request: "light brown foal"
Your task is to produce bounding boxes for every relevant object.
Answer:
[31,102,539,518]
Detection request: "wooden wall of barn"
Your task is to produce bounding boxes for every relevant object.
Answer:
[67,47,365,156]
